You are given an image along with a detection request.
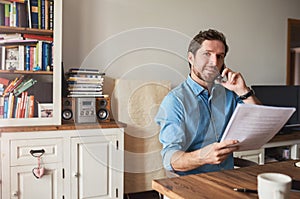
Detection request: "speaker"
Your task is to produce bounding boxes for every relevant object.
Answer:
[62,98,75,124]
[96,96,111,122]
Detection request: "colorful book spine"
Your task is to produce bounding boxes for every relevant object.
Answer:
[4,3,10,26]
[28,95,34,118]
[30,0,38,28]
[48,0,53,30]
[41,0,45,29]
[25,45,30,70]
[37,0,41,29]
[0,96,4,118]
[3,96,8,119]
[0,3,5,26]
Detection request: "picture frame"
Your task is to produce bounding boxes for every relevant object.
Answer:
[38,103,53,118]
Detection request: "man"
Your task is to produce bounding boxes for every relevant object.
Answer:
[155,29,261,175]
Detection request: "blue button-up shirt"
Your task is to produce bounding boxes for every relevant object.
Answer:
[155,75,243,175]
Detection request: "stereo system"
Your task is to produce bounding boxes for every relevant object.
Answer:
[62,96,111,124]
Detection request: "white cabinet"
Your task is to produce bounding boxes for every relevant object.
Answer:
[1,132,64,199]
[234,149,265,165]
[234,138,300,165]
[1,125,124,199]
[70,130,123,199]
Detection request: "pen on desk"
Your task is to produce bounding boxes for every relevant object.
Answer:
[233,188,257,194]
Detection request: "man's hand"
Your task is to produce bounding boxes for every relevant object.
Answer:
[220,67,249,96]
[197,140,239,165]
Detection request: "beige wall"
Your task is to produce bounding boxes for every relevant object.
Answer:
[62,0,300,87]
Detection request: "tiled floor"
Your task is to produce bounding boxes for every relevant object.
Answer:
[124,190,161,199]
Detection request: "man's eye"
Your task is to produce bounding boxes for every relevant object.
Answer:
[204,52,210,56]
[217,55,224,60]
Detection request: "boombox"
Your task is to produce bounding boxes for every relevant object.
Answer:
[62,97,96,124]
[62,96,110,124]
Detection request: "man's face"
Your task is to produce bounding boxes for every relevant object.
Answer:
[188,40,225,83]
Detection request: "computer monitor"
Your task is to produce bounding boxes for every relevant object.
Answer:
[251,85,300,132]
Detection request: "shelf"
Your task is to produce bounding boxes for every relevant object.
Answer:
[0,26,53,36]
[0,70,53,75]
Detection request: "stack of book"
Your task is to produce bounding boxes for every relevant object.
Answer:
[0,75,36,118]
[66,68,105,98]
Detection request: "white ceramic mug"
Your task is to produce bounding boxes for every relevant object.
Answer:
[257,173,292,199]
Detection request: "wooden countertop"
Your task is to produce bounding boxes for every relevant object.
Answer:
[152,160,300,199]
[0,120,127,133]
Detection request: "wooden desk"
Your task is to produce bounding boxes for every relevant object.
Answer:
[152,160,300,199]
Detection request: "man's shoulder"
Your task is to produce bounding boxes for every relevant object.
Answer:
[167,81,190,97]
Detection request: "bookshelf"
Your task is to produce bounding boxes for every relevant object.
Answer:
[0,0,62,127]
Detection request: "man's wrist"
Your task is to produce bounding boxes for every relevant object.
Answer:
[238,87,255,100]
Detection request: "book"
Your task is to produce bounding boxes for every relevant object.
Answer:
[48,0,53,30]
[5,46,18,70]
[23,33,53,42]
[41,0,45,29]
[68,68,105,75]
[4,45,25,70]
[0,77,9,86]
[28,95,34,118]
[0,3,5,26]
[7,92,14,118]
[16,1,28,27]
[18,44,24,70]
[25,45,30,70]
[13,78,37,96]
[3,76,18,96]
[4,3,10,26]
[3,96,8,118]
[0,46,4,69]
[8,75,24,92]
[44,0,48,29]
[0,96,4,118]
[30,0,38,28]
[27,0,31,28]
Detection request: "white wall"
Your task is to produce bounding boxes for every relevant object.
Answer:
[62,0,300,87]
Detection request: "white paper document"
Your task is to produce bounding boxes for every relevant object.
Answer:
[220,104,296,151]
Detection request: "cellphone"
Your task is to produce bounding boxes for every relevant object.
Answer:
[292,179,300,192]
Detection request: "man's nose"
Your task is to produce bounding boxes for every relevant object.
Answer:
[209,54,218,65]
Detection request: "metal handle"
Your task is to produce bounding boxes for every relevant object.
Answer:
[30,149,45,157]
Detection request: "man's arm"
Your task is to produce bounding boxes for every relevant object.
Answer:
[171,140,239,172]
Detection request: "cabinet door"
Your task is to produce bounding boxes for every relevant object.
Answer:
[10,163,63,199]
[71,135,122,199]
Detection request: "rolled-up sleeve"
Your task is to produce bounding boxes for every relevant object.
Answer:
[155,93,186,171]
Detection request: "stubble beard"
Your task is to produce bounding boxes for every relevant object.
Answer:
[192,66,216,84]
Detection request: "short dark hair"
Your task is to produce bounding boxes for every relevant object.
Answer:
[188,29,229,57]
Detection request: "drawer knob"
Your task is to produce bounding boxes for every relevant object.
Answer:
[74,172,79,177]
[12,191,18,197]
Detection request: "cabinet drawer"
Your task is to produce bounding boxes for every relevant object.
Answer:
[11,138,63,166]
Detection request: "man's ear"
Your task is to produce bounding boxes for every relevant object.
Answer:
[188,52,194,67]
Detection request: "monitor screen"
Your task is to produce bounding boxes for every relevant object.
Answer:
[251,85,300,128]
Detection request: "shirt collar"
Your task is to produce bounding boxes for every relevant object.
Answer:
[186,75,206,96]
